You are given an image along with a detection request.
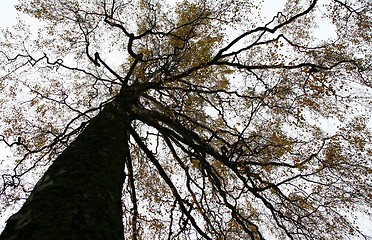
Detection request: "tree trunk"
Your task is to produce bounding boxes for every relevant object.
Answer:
[0,101,129,240]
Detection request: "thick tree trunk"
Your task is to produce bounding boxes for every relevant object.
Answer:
[0,101,129,240]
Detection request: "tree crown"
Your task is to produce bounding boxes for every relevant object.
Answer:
[0,0,371,239]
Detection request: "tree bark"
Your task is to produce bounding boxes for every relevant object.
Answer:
[0,101,129,240]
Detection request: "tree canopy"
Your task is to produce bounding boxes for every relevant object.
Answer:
[0,0,371,239]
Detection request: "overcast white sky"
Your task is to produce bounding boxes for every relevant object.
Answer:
[0,0,18,154]
[0,0,18,27]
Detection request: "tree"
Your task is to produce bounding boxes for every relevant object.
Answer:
[0,0,371,239]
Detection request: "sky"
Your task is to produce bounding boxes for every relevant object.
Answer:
[0,0,18,159]
[0,0,19,231]
[0,0,18,27]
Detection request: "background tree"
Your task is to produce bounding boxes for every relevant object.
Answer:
[0,0,371,239]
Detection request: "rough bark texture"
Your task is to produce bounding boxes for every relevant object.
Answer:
[0,100,129,240]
